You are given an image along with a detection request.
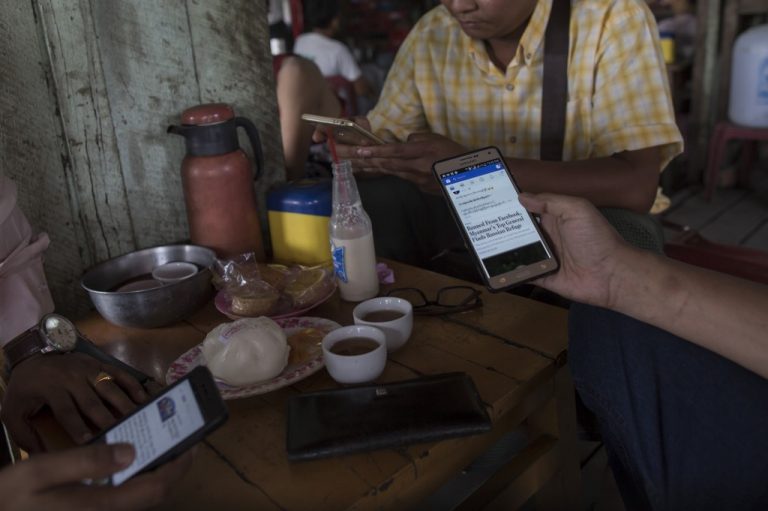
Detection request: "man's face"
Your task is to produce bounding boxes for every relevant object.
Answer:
[441,0,538,40]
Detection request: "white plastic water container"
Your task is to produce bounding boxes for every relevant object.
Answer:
[728,24,768,127]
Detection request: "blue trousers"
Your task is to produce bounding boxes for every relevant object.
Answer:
[569,303,768,510]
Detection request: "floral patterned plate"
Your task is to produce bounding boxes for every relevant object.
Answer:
[165,316,340,400]
[214,281,337,321]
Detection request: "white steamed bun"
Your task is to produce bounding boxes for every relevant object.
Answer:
[201,317,290,386]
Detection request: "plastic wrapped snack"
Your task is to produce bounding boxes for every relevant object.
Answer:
[201,317,290,386]
[213,252,335,316]
[213,253,284,315]
[284,266,335,309]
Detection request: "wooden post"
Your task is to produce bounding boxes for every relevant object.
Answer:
[688,0,723,184]
[0,1,283,317]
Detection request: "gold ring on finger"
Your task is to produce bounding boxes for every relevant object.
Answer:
[94,371,114,385]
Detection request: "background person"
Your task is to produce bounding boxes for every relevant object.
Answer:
[294,0,373,102]
[520,191,768,509]
[274,54,342,180]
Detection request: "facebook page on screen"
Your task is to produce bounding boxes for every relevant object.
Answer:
[106,379,204,485]
[442,158,549,276]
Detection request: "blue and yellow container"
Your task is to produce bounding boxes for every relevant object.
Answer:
[267,179,332,266]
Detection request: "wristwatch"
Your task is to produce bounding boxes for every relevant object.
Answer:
[3,314,151,384]
[4,313,78,369]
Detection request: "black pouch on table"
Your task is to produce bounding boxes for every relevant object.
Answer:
[285,372,491,462]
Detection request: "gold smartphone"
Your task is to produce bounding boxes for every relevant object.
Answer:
[432,146,559,291]
[301,114,385,146]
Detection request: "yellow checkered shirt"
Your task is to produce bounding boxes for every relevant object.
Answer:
[368,0,683,177]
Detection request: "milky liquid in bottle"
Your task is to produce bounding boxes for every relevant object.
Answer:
[329,160,379,301]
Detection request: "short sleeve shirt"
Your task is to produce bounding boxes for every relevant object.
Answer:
[368,0,683,171]
[0,176,54,345]
[294,33,363,82]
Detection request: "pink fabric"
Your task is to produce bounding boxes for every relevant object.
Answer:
[0,176,54,345]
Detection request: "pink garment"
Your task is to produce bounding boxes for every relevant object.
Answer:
[0,176,54,345]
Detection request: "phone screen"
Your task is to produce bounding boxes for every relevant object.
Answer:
[106,379,204,485]
[439,156,554,281]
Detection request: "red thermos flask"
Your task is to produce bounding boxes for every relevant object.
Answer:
[168,103,266,260]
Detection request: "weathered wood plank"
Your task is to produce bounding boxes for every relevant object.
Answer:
[743,220,768,251]
[700,194,768,244]
[38,0,137,261]
[89,0,199,249]
[662,187,748,231]
[0,1,89,315]
[1,0,284,317]
[185,0,284,221]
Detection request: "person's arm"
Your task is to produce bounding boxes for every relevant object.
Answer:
[519,192,768,379]
[0,443,193,511]
[1,176,148,452]
[508,146,661,213]
[342,138,661,211]
[352,75,373,99]
[276,56,341,180]
[605,246,768,380]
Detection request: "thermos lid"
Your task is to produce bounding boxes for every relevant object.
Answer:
[267,179,332,216]
[181,103,235,126]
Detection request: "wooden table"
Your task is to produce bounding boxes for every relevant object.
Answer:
[76,260,580,511]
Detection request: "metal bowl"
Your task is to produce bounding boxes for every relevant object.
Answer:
[81,244,216,328]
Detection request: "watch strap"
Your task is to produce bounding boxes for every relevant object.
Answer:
[3,328,46,369]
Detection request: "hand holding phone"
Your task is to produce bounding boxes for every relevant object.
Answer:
[0,442,193,511]
[432,147,558,291]
[89,366,227,486]
[301,114,384,146]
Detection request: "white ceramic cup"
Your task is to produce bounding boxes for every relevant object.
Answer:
[151,261,198,284]
[322,325,387,384]
[352,297,413,352]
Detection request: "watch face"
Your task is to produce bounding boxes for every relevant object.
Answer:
[41,314,78,351]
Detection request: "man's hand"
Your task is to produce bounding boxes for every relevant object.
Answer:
[1,353,148,452]
[345,132,466,194]
[312,119,466,194]
[0,443,193,511]
[518,193,636,309]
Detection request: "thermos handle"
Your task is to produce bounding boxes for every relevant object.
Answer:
[234,117,264,180]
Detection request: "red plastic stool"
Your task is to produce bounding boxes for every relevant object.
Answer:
[704,121,768,201]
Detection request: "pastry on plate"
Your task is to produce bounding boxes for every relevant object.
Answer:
[230,283,280,316]
[201,317,290,386]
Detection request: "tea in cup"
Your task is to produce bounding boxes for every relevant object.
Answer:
[322,325,387,384]
[353,297,413,352]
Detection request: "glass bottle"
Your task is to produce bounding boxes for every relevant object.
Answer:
[329,160,379,301]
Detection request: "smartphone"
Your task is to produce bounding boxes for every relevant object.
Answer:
[432,147,558,291]
[90,366,227,486]
[301,113,385,146]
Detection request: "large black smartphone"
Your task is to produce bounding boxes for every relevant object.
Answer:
[432,146,558,291]
[90,366,227,486]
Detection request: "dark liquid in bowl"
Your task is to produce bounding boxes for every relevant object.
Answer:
[330,338,380,356]
[110,273,156,292]
[110,264,205,292]
[360,310,405,322]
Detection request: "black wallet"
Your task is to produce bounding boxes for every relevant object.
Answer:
[286,372,492,461]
